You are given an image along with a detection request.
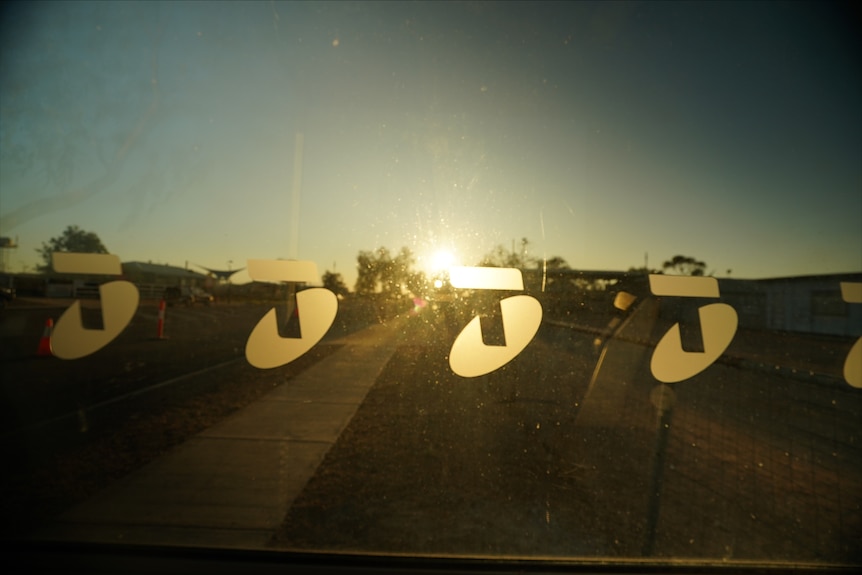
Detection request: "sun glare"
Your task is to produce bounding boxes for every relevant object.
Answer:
[430,250,457,272]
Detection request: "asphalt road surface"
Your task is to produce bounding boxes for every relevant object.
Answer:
[0,297,384,436]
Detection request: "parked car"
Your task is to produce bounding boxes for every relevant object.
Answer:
[163,286,213,306]
[0,273,15,310]
[0,284,14,310]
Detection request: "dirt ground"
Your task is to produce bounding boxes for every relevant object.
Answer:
[269,313,862,564]
[268,316,648,557]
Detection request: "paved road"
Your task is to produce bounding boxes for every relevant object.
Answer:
[0,298,383,436]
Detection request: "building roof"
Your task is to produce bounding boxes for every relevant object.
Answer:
[122,261,209,280]
[194,264,245,281]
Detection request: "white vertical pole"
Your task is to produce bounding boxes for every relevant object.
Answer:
[287,132,304,322]
[290,132,304,260]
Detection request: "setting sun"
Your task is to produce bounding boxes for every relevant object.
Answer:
[430,250,458,273]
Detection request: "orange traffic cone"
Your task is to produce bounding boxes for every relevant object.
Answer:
[37,318,53,357]
[155,298,168,340]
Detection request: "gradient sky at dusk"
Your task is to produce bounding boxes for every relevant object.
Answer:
[2,1,859,287]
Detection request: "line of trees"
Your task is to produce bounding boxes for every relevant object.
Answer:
[662,255,707,276]
[321,270,349,298]
[34,226,710,298]
[628,255,708,276]
[354,247,425,297]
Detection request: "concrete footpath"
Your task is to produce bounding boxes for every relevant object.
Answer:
[33,319,405,549]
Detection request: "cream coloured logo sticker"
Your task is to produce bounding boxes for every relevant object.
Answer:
[50,253,140,360]
[840,282,862,388]
[244,259,338,369]
[649,275,738,383]
[448,267,542,378]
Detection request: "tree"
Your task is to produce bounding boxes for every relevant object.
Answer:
[37,225,109,272]
[391,247,426,296]
[478,237,537,268]
[627,266,659,275]
[322,270,349,297]
[354,246,425,297]
[355,250,380,295]
[543,256,570,270]
[662,255,707,276]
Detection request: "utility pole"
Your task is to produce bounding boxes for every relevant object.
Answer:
[285,132,304,326]
[290,132,304,261]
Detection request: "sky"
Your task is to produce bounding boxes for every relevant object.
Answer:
[1,1,860,288]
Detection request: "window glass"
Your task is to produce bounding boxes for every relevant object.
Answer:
[1,1,860,570]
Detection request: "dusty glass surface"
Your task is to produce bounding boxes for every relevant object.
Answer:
[1,1,860,570]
